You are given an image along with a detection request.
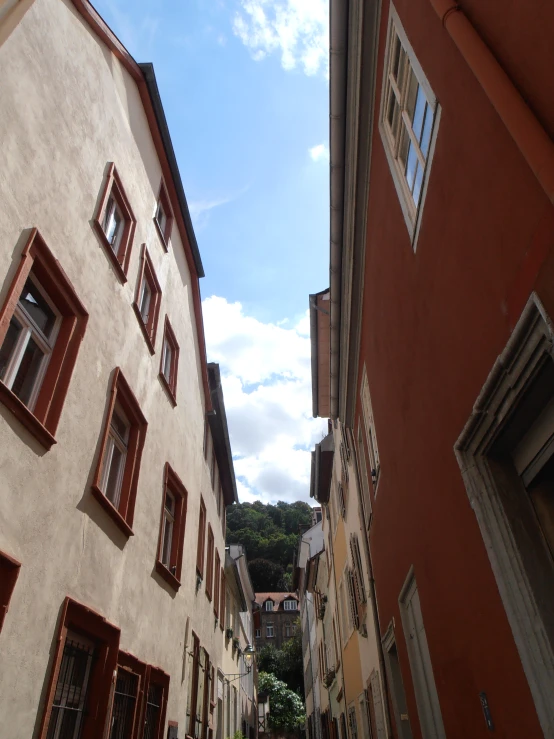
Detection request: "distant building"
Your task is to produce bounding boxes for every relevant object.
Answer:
[254,592,300,649]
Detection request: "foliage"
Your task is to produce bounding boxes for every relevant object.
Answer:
[258,672,305,733]
[256,621,303,695]
[248,559,284,592]
[226,501,312,577]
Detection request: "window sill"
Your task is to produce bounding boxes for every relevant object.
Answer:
[158,372,177,407]
[153,218,169,252]
[91,485,134,537]
[132,303,156,355]
[155,560,181,591]
[0,382,56,449]
[93,223,128,283]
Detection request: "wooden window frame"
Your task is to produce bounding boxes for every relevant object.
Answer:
[205,525,214,601]
[155,463,188,591]
[0,229,88,449]
[213,551,221,618]
[133,244,162,355]
[91,368,147,538]
[196,497,206,578]
[37,597,121,739]
[153,179,174,251]
[0,549,21,633]
[93,163,136,282]
[159,316,179,406]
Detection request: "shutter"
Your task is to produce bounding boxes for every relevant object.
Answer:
[370,671,387,739]
[350,535,367,605]
[347,570,360,630]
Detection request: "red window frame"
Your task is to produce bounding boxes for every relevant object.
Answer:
[153,179,174,251]
[91,367,148,537]
[38,597,121,739]
[155,463,188,592]
[196,498,206,578]
[109,651,147,739]
[93,163,137,282]
[0,549,21,633]
[143,665,170,739]
[213,550,220,618]
[159,316,179,406]
[0,228,88,449]
[205,525,214,601]
[133,244,162,355]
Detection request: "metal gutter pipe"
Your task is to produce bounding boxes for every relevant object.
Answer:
[430,0,554,205]
[329,0,349,419]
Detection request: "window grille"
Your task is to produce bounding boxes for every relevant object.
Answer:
[143,682,162,739]
[109,668,139,739]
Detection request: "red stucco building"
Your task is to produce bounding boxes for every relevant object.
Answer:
[328,0,554,737]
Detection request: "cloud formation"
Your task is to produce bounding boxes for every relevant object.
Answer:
[309,143,329,162]
[202,296,327,505]
[233,0,329,77]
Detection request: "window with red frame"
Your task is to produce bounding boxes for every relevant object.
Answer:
[159,317,179,405]
[133,245,161,355]
[205,525,214,601]
[153,179,174,250]
[94,163,136,282]
[91,368,147,537]
[213,551,220,619]
[0,549,21,633]
[196,498,206,578]
[0,229,88,449]
[156,463,187,591]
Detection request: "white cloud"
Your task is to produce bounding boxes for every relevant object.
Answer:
[233,0,329,77]
[189,186,249,231]
[309,143,329,162]
[202,296,328,505]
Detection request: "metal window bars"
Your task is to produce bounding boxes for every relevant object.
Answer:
[46,638,95,739]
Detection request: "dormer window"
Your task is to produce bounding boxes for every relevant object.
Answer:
[265,600,273,612]
[284,600,297,611]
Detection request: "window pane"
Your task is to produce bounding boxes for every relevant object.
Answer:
[163,340,173,381]
[413,161,424,206]
[110,669,138,739]
[405,142,418,192]
[144,683,162,739]
[0,317,22,379]
[111,407,130,444]
[420,105,434,158]
[391,35,401,80]
[156,203,167,234]
[387,91,401,136]
[11,336,45,407]
[411,86,426,142]
[162,515,174,566]
[104,440,125,508]
[139,280,152,323]
[19,279,56,338]
[104,197,123,251]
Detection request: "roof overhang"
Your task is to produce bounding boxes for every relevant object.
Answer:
[310,288,331,418]
[310,432,334,504]
[208,364,238,506]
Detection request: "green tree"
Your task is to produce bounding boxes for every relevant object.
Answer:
[258,672,305,734]
[248,559,284,592]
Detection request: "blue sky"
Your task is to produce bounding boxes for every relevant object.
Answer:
[93,0,330,504]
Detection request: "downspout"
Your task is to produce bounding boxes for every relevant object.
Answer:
[430,0,554,204]
[329,0,348,419]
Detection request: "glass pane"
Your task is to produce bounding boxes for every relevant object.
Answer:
[420,105,434,158]
[139,281,152,323]
[165,491,175,516]
[387,92,400,134]
[391,35,401,80]
[19,279,56,338]
[398,126,410,168]
[405,69,418,121]
[11,337,45,407]
[111,407,130,444]
[163,341,173,381]
[405,142,418,192]
[412,86,426,141]
[0,317,22,379]
[156,203,166,234]
[104,197,123,252]
[162,516,173,566]
[104,441,125,508]
[413,162,424,206]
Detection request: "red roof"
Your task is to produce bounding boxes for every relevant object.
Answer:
[254,592,299,611]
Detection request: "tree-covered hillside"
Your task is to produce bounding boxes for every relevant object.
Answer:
[226,500,312,592]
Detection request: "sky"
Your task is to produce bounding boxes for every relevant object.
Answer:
[92,0,330,505]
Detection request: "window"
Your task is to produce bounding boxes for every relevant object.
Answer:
[284,622,291,638]
[265,600,274,612]
[360,366,380,490]
[91,368,147,537]
[283,600,297,611]
[109,652,146,739]
[133,245,162,354]
[196,498,206,578]
[379,7,439,240]
[0,549,21,633]
[206,525,214,600]
[348,706,359,739]
[355,420,373,528]
[159,317,179,405]
[255,629,261,639]
[38,597,120,739]
[156,463,188,591]
[350,533,367,610]
[94,163,136,281]
[266,623,274,638]
[154,179,174,250]
[337,483,347,519]
[0,229,88,449]
[382,625,414,739]
[214,551,221,618]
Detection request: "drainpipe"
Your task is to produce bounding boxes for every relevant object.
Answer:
[429,0,554,205]
[329,0,348,420]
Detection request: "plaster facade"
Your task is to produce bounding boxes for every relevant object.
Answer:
[0,1,242,738]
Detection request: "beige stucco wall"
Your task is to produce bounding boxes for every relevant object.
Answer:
[0,0,229,735]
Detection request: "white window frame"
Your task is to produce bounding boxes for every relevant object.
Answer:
[102,195,125,255]
[266,622,274,638]
[265,600,273,612]
[99,403,130,508]
[0,274,61,412]
[283,600,297,611]
[255,628,261,638]
[379,3,441,249]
